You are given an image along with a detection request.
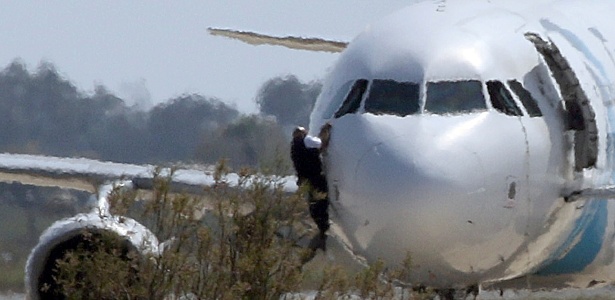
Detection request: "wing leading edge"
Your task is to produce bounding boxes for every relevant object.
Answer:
[207,28,348,53]
[0,153,298,194]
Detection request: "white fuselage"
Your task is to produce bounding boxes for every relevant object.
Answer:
[310,0,615,287]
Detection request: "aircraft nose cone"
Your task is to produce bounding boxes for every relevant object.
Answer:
[335,133,486,248]
[337,138,494,282]
[326,117,504,285]
[324,112,568,286]
[350,136,486,234]
[354,138,485,207]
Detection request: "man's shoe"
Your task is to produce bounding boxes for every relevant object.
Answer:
[308,232,327,252]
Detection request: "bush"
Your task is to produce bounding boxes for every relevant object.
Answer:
[50,164,432,299]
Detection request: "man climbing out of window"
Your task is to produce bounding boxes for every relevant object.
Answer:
[290,125,330,253]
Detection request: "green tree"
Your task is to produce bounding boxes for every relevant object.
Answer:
[148,94,239,162]
[198,115,291,174]
[256,75,321,128]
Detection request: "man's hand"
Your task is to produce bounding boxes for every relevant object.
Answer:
[319,123,332,151]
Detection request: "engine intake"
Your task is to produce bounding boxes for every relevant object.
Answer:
[25,213,159,300]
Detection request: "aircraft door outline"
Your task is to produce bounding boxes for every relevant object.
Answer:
[524,32,598,172]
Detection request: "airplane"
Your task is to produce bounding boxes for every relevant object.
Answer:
[211,0,615,290]
[8,0,615,298]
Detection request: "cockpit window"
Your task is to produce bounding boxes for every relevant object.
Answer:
[364,79,420,117]
[425,80,486,114]
[334,79,368,118]
[324,80,354,119]
[487,80,523,116]
[508,80,543,117]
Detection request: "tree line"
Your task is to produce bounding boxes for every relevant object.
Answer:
[0,60,321,174]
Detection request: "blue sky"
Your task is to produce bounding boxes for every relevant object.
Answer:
[0,1,412,113]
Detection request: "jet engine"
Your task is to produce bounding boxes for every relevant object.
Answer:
[24,182,160,300]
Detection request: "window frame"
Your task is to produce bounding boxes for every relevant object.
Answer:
[333,79,369,119]
[507,79,543,117]
[325,80,355,119]
[486,80,523,117]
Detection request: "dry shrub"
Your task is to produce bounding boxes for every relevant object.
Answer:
[51,162,433,299]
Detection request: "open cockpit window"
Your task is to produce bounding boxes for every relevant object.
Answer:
[334,79,368,118]
[324,80,354,119]
[487,80,523,116]
[425,80,486,114]
[364,79,420,117]
[508,80,542,117]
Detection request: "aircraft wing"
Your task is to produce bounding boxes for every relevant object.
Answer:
[0,152,298,194]
[208,28,348,53]
[0,152,301,299]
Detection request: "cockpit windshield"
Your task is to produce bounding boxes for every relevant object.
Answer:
[330,78,540,119]
[425,80,486,114]
[487,80,522,116]
[334,79,368,118]
[508,79,542,117]
[364,79,420,117]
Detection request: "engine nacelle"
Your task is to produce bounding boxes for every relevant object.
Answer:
[25,212,159,300]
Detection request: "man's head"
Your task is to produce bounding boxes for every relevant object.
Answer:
[292,126,307,139]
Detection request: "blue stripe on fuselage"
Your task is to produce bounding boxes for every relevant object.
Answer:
[537,106,615,275]
[536,199,606,275]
